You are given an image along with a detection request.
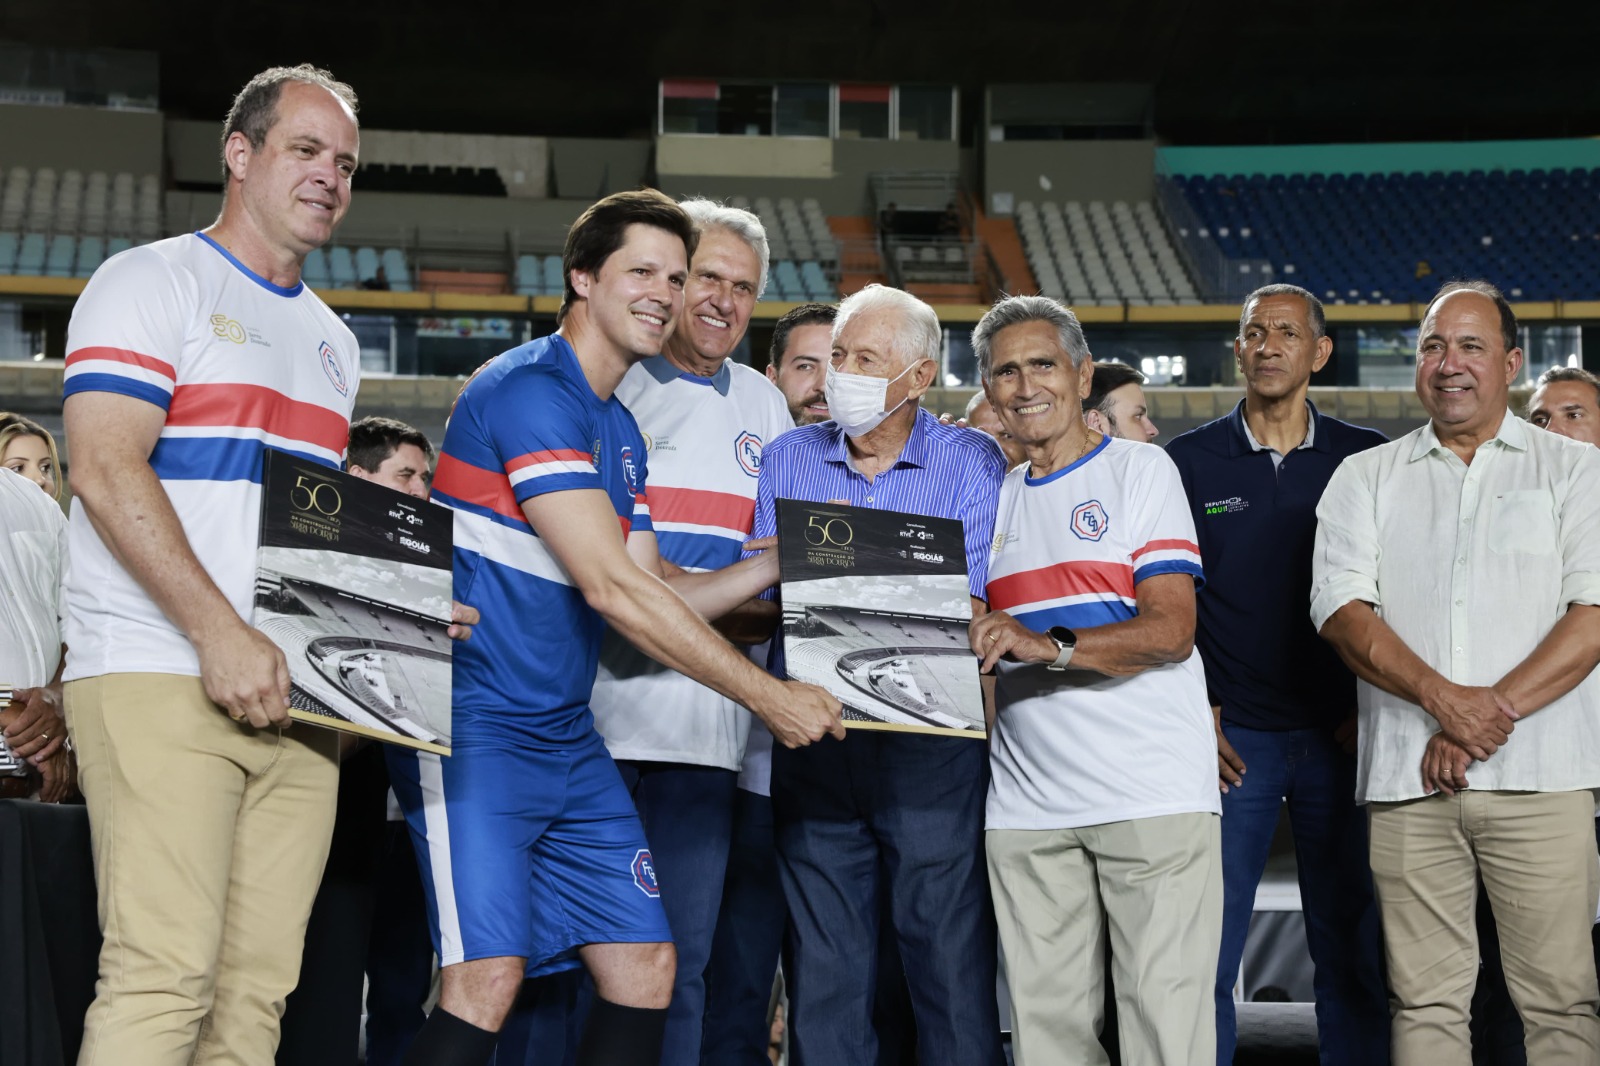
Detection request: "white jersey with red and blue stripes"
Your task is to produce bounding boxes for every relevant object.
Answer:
[61,232,358,681]
[430,333,653,748]
[984,435,1219,830]
[591,356,794,769]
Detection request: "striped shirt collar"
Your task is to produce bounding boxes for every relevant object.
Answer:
[639,353,732,396]
[820,406,932,470]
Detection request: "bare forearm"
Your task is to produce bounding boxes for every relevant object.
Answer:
[1069,615,1194,677]
[1496,605,1600,716]
[665,553,778,621]
[596,570,779,709]
[1319,601,1442,707]
[73,457,241,643]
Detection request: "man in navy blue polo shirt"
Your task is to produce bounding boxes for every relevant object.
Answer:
[1165,283,1390,1066]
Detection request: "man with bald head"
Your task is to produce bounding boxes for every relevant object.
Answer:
[1313,281,1600,1063]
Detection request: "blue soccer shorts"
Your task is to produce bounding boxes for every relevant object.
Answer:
[386,729,671,976]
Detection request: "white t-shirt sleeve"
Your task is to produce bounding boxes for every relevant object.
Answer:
[1129,449,1204,586]
[64,247,193,412]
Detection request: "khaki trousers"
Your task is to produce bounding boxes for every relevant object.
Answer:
[65,673,339,1066]
[988,812,1222,1066]
[1368,789,1600,1066]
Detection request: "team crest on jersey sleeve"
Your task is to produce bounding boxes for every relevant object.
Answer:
[1071,500,1110,542]
[620,446,640,494]
[631,848,660,897]
[319,341,348,396]
[734,430,763,477]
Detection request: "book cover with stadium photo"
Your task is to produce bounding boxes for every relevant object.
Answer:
[776,499,985,739]
[253,449,454,756]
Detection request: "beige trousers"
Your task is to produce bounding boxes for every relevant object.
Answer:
[1368,789,1600,1066]
[988,812,1223,1066]
[66,673,339,1066]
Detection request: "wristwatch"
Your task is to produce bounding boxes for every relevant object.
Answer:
[1046,626,1077,671]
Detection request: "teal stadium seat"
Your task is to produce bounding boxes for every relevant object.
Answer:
[542,255,563,296]
[355,246,381,284]
[76,236,105,278]
[302,247,331,288]
[0,232,18,274]
[381,248,413,291]
[15,233,46,275]
[328,247,357,288]
[514,254,540,296]
[44,234,76,277]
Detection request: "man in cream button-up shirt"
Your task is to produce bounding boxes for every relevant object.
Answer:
[1312,281,1600,1065]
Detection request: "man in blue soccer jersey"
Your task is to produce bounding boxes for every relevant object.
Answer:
[389,189,843,1066]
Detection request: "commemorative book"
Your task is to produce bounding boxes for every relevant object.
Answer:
[776,499,986,739]
[253,449,454,756]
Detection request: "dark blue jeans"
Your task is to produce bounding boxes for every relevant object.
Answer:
[701,788,786,1066]
[772,733,1003,1066]
[1214,723,1389,1066]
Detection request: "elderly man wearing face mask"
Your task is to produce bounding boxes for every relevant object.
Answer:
[745,284,1008,1066]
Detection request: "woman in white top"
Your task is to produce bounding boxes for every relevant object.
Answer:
[0,412,73,801]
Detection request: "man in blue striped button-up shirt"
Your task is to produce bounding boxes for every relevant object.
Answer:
[748,284,1006,1066]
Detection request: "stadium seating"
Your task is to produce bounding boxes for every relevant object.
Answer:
[1015,199,1199,306]
[303,247,332,288]
[15,233,47,275]
[43,234,75,277]
[381,247,414,291]
[1171,168,1600,303]
[0,167,167,278]
[75,235,106,278]
[729,194,839,300]
[329,246,358,288]
[513,253,540,296]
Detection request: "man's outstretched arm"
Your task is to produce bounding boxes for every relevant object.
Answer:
[524,489,841,747]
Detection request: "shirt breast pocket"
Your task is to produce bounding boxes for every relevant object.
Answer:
[1487,489,1557,556]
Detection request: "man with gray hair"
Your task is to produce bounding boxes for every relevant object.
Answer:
[746,283,1007,1064]
[970,294,1221,1065]
[589,197,796,1065]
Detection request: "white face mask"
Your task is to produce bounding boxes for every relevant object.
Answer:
[825,360,920,437]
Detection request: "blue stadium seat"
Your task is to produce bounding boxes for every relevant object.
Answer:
[75,236,105,278]
[381,248,412,291]
[514,254,540,296]
[0,232,18,274]
[15,233,46,275]
[1173,165,1600,303]
[303,247,331,288]
[328,246,357,288]
[44,234,76,277]
[355,246,381,284]
[542,255,563,295]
